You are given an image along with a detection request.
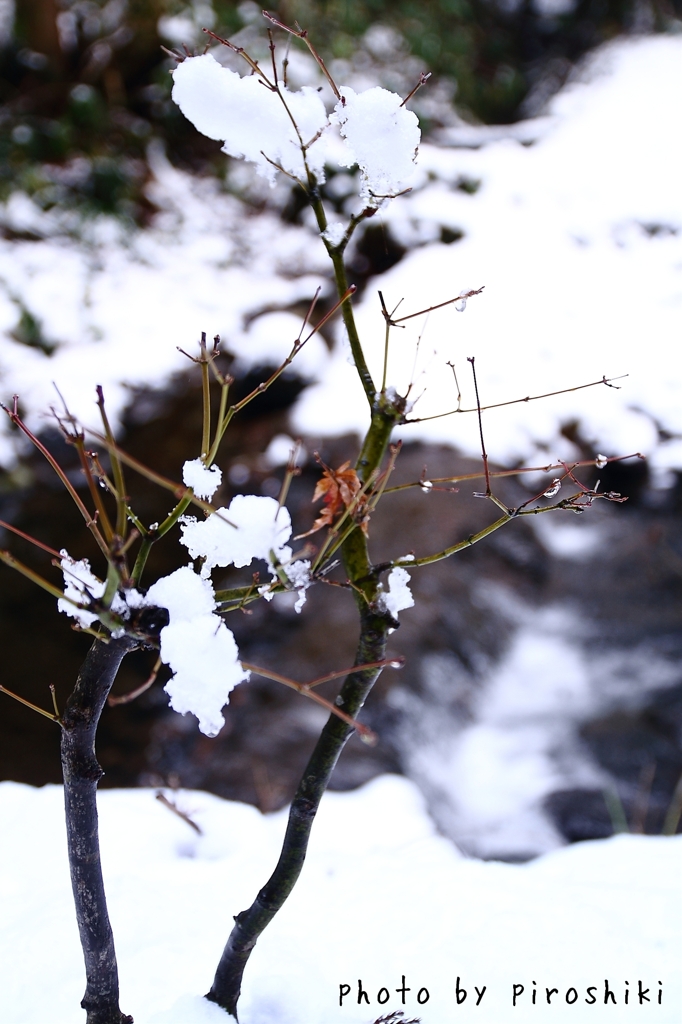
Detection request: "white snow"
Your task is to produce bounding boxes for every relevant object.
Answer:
[57,549,105,628]
[0,775,679,1023]
[144,566,249,736]
[180,495,293,577]
[171,55,420,204]
[120,495,307,731]
[283,557,312,612]
[171,54,329,185]
[182,458,223,501]
[380,565,415,618]
[159,614,248,738]
[322,221,347,246]
[333,86,421,202]
[144,564,217,621]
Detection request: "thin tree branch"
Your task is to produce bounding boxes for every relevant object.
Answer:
[0,682,61,722]
[467,356,490,496]
[107,656,162,706]
[0,518,62,558]
[241,661,378,743]
[382,452,644,495]
[406,375,628,424]
[1,400,110,559]
[202,29,275,87]
[401,71,432,107]
[391,286,485,324]
[262,11,342,100]
[96,387,128,539]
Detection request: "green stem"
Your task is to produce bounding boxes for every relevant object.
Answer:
[131,493,194,585]
[207,380,230,466]
[307,190,376,406]
[329,247,375,406]
[406,512,513,567]
[102,563,121,608]
[0,549,75,603]
[131,537,153,586]
[356,406,399,485]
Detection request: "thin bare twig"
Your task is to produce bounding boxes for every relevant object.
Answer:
[262,11,342,100]
[0,682,61,722]
[468,357,490,496]
[382,452,644,495]
[296,287,321,341]
[0,518,62,559]
[267,28,278,87]
[406,374,628,424]
[84,430,234,524]
[446,360,462,411]
[401,71,432,107]
[96,386,128,539]
[156,791,203,835]
[241,661,378,744]
[392,286,485,324]
[277,441,302,511]
[259,151,304,186]
[302,657,404,689]
[1,399,110,558]
[202,29,275,87]
[108,656,162,706]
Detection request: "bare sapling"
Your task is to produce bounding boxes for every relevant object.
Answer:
[0,12,640,1024]
[166,13,636,1020]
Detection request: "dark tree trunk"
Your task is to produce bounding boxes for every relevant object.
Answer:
[206,606,390,1020]
[60,635,139,1024]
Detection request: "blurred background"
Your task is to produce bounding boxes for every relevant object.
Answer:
[1,0,681,860]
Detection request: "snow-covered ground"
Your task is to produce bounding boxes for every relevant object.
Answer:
[0,34,681,480]
[1,776,680,1023]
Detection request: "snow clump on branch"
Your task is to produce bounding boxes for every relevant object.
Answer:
[182,494,313,611]
[170,54,420,201]
[180,494,293,576]
[170,53,329,185]
[332,86,420,202]
[56,497,312,736]
[57,552,106,628]
[149,496,313,733]
[379,566,415,621]
[182,458,222,500]
[144,566,249,737]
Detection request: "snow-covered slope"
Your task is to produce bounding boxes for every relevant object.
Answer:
[1,35,681,480]
[1,776,679,1023]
